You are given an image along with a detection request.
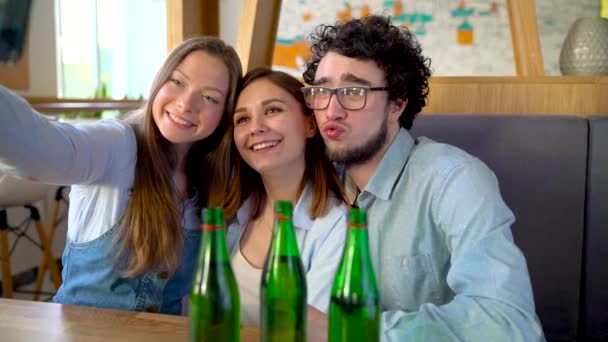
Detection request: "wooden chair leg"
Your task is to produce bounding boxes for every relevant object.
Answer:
[46,189,62,251]
[27,206,62,290]
[33,256,45,300]
[1,230,13,298]
[34,189,63,300]
[1,209,13,298]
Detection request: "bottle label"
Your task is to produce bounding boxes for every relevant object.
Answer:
[202,224,222,231]
[349,222,366,229]
[275,214,291,221]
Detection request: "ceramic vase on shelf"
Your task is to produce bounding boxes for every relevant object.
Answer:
[559,17,608,75]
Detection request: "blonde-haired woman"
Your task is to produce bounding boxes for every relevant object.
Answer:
[0,36,241,315]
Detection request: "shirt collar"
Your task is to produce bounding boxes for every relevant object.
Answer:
[235,182,314,230]
[292,182,314,230]
[236,196,252,226]
[346,128,414,202]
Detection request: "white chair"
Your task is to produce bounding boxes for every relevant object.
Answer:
[0,173,63,298]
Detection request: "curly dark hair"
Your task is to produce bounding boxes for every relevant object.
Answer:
[303,15,432,129]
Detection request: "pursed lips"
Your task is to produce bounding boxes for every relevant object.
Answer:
[321,121,346,138]
[322,121,346,131]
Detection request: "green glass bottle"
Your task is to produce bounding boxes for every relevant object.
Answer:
[190,208,240,342]
[260,200,307,342]
[329,209,380,342]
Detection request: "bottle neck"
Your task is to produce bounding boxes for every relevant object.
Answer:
[200,226,230,262]
[270,216,300,258]
[345,226,370,252]
[342,226,377,287]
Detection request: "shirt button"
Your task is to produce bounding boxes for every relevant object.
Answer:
[401,258,409,268]
[144,304,159,313]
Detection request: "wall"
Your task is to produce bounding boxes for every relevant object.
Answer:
[219,0,242,47]
[219,0,601,77]
[8,0,604,96]
[16,0,58,97]
[275,0,602,77]
[536,0,601,75]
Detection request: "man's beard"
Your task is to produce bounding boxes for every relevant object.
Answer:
[325,111,388,167]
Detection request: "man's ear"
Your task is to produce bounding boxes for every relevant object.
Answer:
[388,98,407,122]
[391,98,407,116]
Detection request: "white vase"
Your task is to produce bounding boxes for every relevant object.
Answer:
[559,17,608,75]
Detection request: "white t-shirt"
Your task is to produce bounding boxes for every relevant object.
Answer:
[0,85,138,242]
[226,183,348,325]
[231,245,263,326]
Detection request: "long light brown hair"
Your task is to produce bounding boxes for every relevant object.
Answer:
[118,37,242,278]
[223,68,347,221]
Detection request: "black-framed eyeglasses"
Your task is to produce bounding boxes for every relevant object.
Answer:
[301,85,389,111]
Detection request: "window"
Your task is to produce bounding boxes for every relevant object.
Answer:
[56,0,167,99]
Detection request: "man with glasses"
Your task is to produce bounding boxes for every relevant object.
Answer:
[302,15,544,341]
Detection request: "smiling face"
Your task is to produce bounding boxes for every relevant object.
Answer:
[233,78,316,178]
[312,52,404,166]
[152,50,230,154]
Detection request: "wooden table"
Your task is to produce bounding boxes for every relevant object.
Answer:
[0,298,258,341]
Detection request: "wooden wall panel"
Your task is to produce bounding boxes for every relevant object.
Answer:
[424,76,608,116]
[598,76,608,114]
[0,42,30,90]
[26,78,605,116]
[166,0,219,52]
[235,0,282,73]
[507,0,544,76]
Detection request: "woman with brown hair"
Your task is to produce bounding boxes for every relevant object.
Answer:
[223,67,349,330]
[0,36,241,315]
